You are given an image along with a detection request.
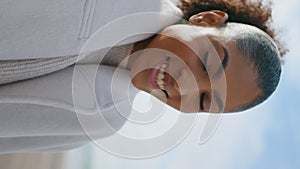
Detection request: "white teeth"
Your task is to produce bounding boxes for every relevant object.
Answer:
[156,79,164,85]
[156,63,168,91]
[157,73,164,80]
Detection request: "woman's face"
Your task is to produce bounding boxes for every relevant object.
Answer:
[129,24,260,113]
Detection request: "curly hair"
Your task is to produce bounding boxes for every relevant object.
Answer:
[178,0,287,57]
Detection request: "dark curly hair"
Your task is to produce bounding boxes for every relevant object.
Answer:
[178,0,287,57]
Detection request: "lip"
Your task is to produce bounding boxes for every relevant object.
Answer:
[150,58,170,91]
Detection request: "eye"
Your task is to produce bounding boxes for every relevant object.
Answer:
[202,51,209,72]
[199,92,206,110]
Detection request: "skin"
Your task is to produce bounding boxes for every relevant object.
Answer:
[128,10,261,113]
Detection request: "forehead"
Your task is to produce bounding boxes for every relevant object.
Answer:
[220,41,261,112]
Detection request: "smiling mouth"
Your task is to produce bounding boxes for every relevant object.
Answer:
[150,57,170,97]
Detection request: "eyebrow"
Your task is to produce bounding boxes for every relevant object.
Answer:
[211,45,229,113]
[213,46,229,79]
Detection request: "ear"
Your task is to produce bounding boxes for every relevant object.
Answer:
[188,10,228,27]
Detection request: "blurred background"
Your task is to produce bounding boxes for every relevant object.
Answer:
[0,0,299,168]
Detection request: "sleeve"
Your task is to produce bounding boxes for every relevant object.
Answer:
[0,65,134,154]
[0,0,182,60]
[0,55,77,85]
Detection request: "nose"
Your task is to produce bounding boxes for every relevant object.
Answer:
[174,68,190,94]
[174,68,209,96]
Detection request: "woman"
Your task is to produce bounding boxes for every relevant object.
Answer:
[0,0,284,112]
[0,0,285,153]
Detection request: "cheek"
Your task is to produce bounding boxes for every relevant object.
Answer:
[167,97,200,113]
[166,97,181,110]
[167,44,204,74]
[222,56,260,111]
